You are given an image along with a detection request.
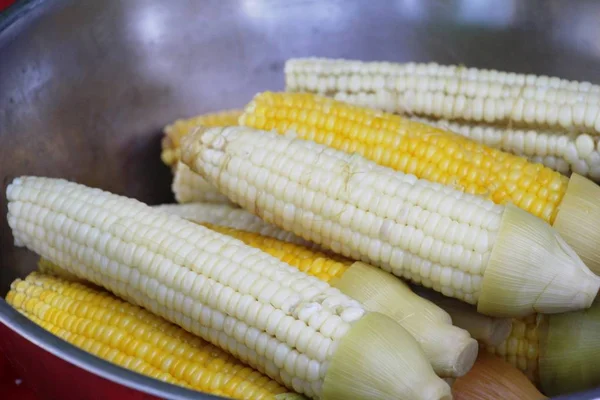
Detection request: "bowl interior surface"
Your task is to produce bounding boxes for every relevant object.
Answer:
[3,0,600,398]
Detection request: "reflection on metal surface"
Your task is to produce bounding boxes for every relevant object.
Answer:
[394,0,517,27]
[457,0,517,27]
[554,10,600,61]
[134,2,167,43]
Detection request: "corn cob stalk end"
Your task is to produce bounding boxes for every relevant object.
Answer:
[553,173,600,276]
[479,204,600,317]
[539,299,600,396]
[331,262,478,378]
[322,312,452,400]
[414,287,512,347]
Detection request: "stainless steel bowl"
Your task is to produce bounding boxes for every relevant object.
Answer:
[2,1,600,398]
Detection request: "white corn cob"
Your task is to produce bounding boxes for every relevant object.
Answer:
[412,117,600,180]
[285,58,600,134]
[7,176,452,400]
[172,162,234,204]
[286,58,600,94]
[153,203,314,248]
[181,126,600,317]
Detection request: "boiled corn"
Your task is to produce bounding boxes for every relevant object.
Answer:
[204,223,478,377]
[285,58,600,133]
[7,176,451,400]
[181,125,600,317]
[153,203,313,248]
[486,315,543,383]
[7,271,297,400]
[239,91,600,275]
[37,257,85,282]
[162,110,242,204]
[486,301,600,396]
[413,117,600,180]
[172,162,233,204]
[162,109,243,167]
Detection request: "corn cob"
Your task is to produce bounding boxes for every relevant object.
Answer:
[285,58,600,133]
[7,271,299,400]
[412,117,600,179]
[452,353,546,400]
[153,203,313,248]
[7,176,452,400]
[486,315,542,383]
[203,223,478,377]
[172,162,234,204]
[412,287,511,347]
[37,257,85,282]
[162,109,243,168]
[163,110,242,204]
[486,301,600,396]
[286,58,600,94]
[239,91,600,276]
[181,125,599,317]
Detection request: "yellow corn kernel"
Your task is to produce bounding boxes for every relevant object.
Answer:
[7,272,292,400]
[204,223,350,282]
[485,314,545,384]
[240,92,569,224]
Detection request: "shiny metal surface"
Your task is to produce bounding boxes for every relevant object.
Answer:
[2,0,600,398]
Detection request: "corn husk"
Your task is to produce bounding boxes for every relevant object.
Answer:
[479,204,600,317]
[453,352,546,400]
[553,173,600,276]
[322,312,452,400]
[539,299,600,396]
[332,262,478,377]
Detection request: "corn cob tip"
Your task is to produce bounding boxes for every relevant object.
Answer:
[553,173,600,276]
[322,312,452,400]
[180,125,215,170]
[332,262,477,378]
[539,299,600,396]
[479,204,600,317]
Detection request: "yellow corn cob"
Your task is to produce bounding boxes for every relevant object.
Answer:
[412,117,600,180]
[162,110,242,204]
[7,271,298,400]
[162,109,243,167]
[181,125,599,317]
[486,315,543,383]
[239,91,600,276]
[203,223,479,377]
[172,162,234,204]
[7,176,452,400]
[285,58,600,133]
[486,301,600,396]
[153,203,314,248]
